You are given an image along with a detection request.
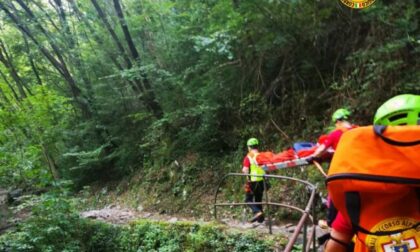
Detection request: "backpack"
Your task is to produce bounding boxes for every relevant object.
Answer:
[326,126,420,252]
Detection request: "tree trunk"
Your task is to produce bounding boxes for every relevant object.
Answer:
[0,69,19,101]
[41,144,60,180]
[0,1,91,117]
[91,0,163,118]
[13,0,84,96]
[32,0,60,32]
[113,0,140,60]
[52,0,95,104]
[90,0,133,69]
[0,2,65,75]
[14,0,69,73]
[112,0,163,118]
[22,34,43,85]
[69,0,125,71]
[0,84,11,104]
[0,41,27,98]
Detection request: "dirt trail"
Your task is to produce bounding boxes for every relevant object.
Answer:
[81,204,293,235]
[80,204,328,242]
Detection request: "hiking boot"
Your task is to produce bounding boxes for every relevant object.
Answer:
[257,215,265,223]
[250,212,264,223]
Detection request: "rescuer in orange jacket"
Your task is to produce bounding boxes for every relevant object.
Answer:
[324,94,420,252]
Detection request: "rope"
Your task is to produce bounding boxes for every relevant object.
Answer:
[313,161,327,177]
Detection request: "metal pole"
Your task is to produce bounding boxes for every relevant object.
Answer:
[285,183,317,252]
[213,173,318,251]
[305,226,316,252]
[303,221,307,250]
[284,211,310,252]
[213,173,232,220]
[312,200,317,252]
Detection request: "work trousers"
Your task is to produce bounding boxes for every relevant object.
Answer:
[245,180,265,213]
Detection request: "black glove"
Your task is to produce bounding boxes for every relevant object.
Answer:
[317,233,331,246]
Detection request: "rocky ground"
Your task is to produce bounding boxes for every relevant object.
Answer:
[1,187,328,251]
[81,204,291,234]
[80,204,328,251]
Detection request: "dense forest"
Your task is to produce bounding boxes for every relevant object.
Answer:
[0,0,419,251]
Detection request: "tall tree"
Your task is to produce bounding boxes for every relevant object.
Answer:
[0,68,19,101]
[92,0,163,118]
[113,0,163,118]
[22,34,43,86]
[0,0,91,117]
[0,40,28,98]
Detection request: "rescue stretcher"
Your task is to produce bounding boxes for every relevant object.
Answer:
[262,158,310,171]
[261,158,327,177]
[254,141,328,177]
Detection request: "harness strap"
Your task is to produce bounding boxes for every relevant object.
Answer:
[374,126,420,146]
[329,234,350,248]
[345,192,420,236]
[346,192,361,235]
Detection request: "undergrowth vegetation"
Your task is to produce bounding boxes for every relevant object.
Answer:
[0,195,278,252]
[0,0,418,191]
[0,0,418,250]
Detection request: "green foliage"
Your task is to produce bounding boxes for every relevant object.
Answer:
[0,195,273,252]
[0,0,418,217]
[0,86,72,189]
[0,189,122,251]
[0,195,83,251]
[1,3,417,251]
[116,221,272,252]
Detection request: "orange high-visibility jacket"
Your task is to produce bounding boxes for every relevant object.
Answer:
[327,126,420,252]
